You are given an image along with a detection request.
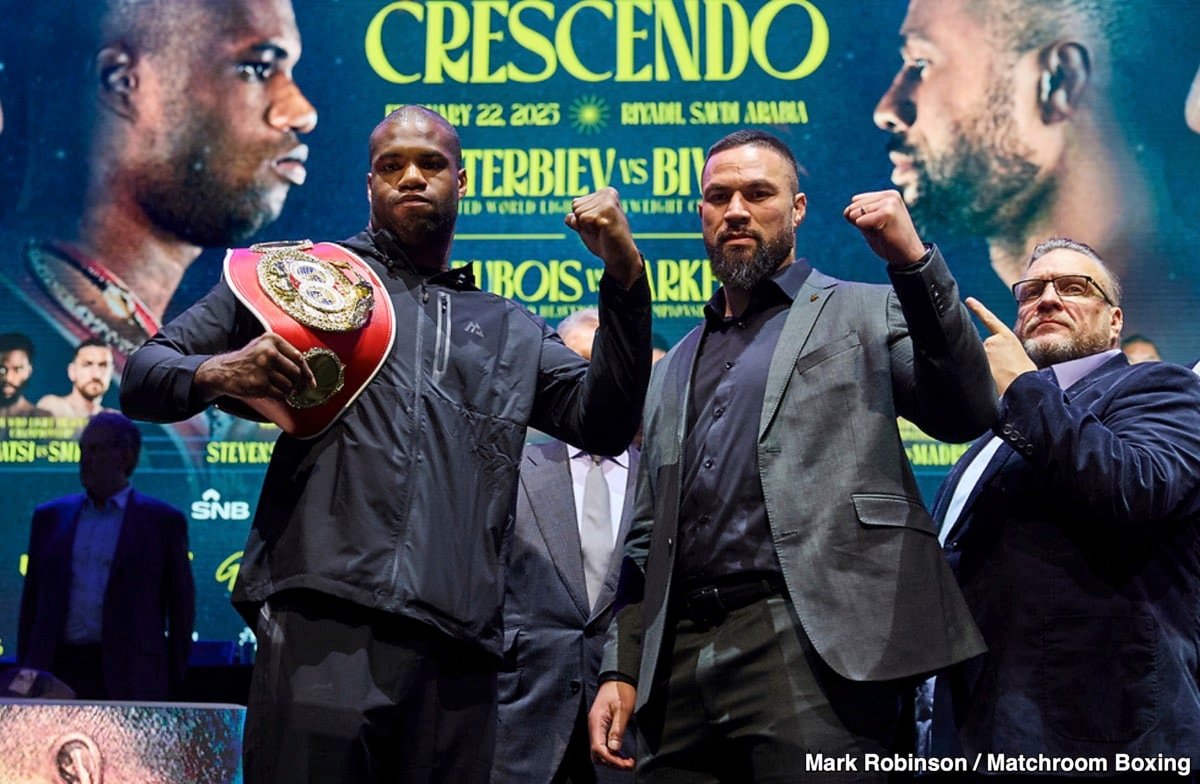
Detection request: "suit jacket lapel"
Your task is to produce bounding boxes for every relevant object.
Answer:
[668,329,703,448]
[932,435,994,525]
[935,435,1021,546]
[104,489,137,613]
[523,441,591,616]
[941,355,1128,543]
[50,495,87,597]
[760,270,837,438]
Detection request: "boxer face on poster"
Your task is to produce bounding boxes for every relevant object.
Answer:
[873,0,1054,262]
[79,0,317,320]
[0,347,33,407]
[68,343,114,404]
[100,0,317,245]
[0,705,241,784]
[873,0,1173,292]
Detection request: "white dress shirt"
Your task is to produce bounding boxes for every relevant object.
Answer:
[938,349,1121,542]
[569,449,628,546]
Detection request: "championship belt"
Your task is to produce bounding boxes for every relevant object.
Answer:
[224,240,395,439]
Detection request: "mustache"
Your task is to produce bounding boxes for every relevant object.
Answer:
[717,228,763,244]
[885,136,917,156]
[1024,316,1069,333]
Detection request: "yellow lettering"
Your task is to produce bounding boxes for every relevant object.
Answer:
[704,0,749,80]
[513,260,550,300]
[615,0,652,81]
[652,147,705,196]
[426,0,472,84]
[488,259,515,297]
[470,1,507,83]
[558,259,584,302]
[557,0,613,82]
[751,0,829,80]
[365,0,827,84]
[365,2,423,84]
[656,259,681,300]
[215,551,244,592]
[655,0,701,81]
[507,0,557,82]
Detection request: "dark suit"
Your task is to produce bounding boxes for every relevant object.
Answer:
[495,440,636,784]
[605,250,996,762]
[933,355,1200,763]
[18,489,195,700]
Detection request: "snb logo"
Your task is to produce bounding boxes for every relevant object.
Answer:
[191,489,251,521]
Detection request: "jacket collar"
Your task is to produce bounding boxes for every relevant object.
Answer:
[342,227,478,291]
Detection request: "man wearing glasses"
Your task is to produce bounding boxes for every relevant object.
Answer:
[927,237,1200,770]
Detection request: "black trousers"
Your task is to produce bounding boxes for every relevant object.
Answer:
[51,642,106,699]
[243,590,498,783]
[637,595,912,784]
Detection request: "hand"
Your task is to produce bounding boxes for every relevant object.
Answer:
[844,190,927,267]
[589,680,637,770]
[565,187,644,289]
[194,333,315,401]
[965,297,1037,397]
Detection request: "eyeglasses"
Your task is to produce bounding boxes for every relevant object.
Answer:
[1011,275,1113,306]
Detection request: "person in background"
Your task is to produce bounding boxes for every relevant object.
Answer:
[18,411,195,700]
[931,238,1200,770]
[1120,333,1161,364]
[494,307,637,784]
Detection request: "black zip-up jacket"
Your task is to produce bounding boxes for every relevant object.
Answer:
[121,228,652,655]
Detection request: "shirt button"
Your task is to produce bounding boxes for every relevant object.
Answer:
[704,458,714,469]
[714,408,724,418]
[724,361,733,370]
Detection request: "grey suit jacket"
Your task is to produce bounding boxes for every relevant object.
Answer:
[494,440,637,784]
[605,249,995,710]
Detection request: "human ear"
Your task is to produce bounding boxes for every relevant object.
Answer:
[95,46,138,121]
[52,732,102,784]
[1037,41,1090,124]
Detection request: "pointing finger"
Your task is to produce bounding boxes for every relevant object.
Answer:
[965,296,1013,337]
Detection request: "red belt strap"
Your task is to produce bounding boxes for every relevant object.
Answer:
[223,240,395,439]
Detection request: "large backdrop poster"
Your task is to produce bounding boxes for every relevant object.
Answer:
[0,0,1196,652]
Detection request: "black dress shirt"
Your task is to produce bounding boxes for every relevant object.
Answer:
[675,259,811,589]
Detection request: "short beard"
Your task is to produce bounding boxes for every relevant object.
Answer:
[388,207,456,249]
[707,232,794,291]
[79,383,107,402]
[1022,330,1113,368]
[135,118,285,247]
[905,75,1050,241]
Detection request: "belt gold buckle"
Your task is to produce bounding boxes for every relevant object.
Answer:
[252,240,374,333]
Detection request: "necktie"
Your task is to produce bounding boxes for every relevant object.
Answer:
[580,455,612,609]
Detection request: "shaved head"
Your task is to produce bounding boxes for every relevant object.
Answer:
[370,105,461,168]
